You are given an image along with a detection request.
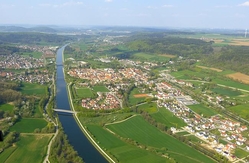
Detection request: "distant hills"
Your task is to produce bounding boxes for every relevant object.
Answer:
[0,26,58,33]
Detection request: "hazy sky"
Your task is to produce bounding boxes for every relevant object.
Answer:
[1,0,249,29]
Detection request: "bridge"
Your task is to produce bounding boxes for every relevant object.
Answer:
[53,109,78,114]
[56,63,63,66]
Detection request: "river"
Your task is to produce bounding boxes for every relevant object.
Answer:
[55,45,108,163]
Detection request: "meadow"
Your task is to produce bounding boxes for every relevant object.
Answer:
[86,125,167,163]
[188,104,218,117]
[2,135,51,163]
[92,85,109,92]
[106,116,216,163]
[128,88,147,106]
[136,102,158,114]
[21,52,43,59]
[0,103,14,112]
[20,83,47,96]
[212,87,242,97]
[151,107,186,128]
[133,52,171,62]
[75,87,94,98]
[10,118,47,133]
[229,104,249,119]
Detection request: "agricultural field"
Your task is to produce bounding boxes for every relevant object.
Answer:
[188,104,218,117]
[20,83,47,96]
[1,135,51,163]
[226,72,249,84]
[106,116,216,163]
[0,147,17,163]
[212,87,242,97]
[133,52,171,62]
[0,103,14,112]
[87,125,167,163]
[10,118,47,133]
[234,148,249,159]
[75,87,94,98]
[151,107,186,128]
[229,104,249,120]
[196,65,222,72]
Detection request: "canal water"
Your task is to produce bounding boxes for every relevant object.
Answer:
[55,45,108,163]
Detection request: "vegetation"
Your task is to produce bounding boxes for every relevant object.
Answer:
[10,118,48,133]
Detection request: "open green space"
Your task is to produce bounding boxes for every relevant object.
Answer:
[0,103,14,112]
[20,83,47,96]
[151,107,186,128]
[128,88,147,106]
[92,85,109,92]
[133,52,170,62]
[3,134,51,163]
[106,116,216,163]
[188,104,218,117]
[75,87,94,98]
[229,104,249,119]
[212,87,242,97]
[137,102,158,114]
[20,52,43,59]
[234,148,249,159]
[10,118,47,133]
[87,124,169,163]
[0,147,17,163]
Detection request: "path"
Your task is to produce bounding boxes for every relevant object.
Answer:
[105,114,138,126]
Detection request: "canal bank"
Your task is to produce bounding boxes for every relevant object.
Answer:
[55,45,108,163]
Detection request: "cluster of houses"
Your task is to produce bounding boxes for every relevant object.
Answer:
[18,45,57,57]
[0,54,44,69]
[81,92,121,110]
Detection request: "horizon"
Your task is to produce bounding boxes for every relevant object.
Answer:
[1,0,249,29]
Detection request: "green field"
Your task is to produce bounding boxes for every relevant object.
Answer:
[21,52,43,59]
[128,88,147,105]
[106,116,216,163]
[212,87,242,97]
[87,125,167,163]
[75,87,94,98]
[137,102,158,114]
[0,103,14,112]
[229,104,249,119]
[234,148,249,159]
[0,147,17,163]
[92,85,109,92]
[188,104,218,117]
[133,52,170,62]
[10,118,47,133]
[2,135,51,163]
[20,83,47,96]
[151,107,186,128]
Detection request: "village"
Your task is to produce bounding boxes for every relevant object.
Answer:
[67,58,249,162]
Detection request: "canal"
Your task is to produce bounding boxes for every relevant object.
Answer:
[55,45,108,163]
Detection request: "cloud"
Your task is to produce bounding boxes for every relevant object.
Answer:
[238,1,249,6]
[162,4,173,8]
[105,0,113,2]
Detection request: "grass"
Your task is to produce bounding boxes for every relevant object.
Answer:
[234,148,249,158]
[86,124,169,163]
[20,52,43,59]
[128,88,147,106]
[92,85,109,92]
[229,104,249,119]
[0,103,14,112]
[75,87,94,98]
[188,104,218,117]
[106,116,216,163]
[0,147,17,163]
[20,83,47,96]
[137,102,158,114]
[3,135,51,163]
[151,107,186,128]
[10,118,47,133]
[133,53,170,62]
[212,87,242,97]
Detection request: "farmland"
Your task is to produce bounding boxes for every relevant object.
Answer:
[1,135,51,163]
[128,88,147,105]
[106,116,216,163]
[212,87,242,97]
[92,85,109,92]
[188,104,218,117]
[86,125,167,163]
[226,72,249,84]
[151,107,186,128]
[10,118,47,133]
[229,104,249,119]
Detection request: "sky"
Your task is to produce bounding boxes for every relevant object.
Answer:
[1,0,249,29]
